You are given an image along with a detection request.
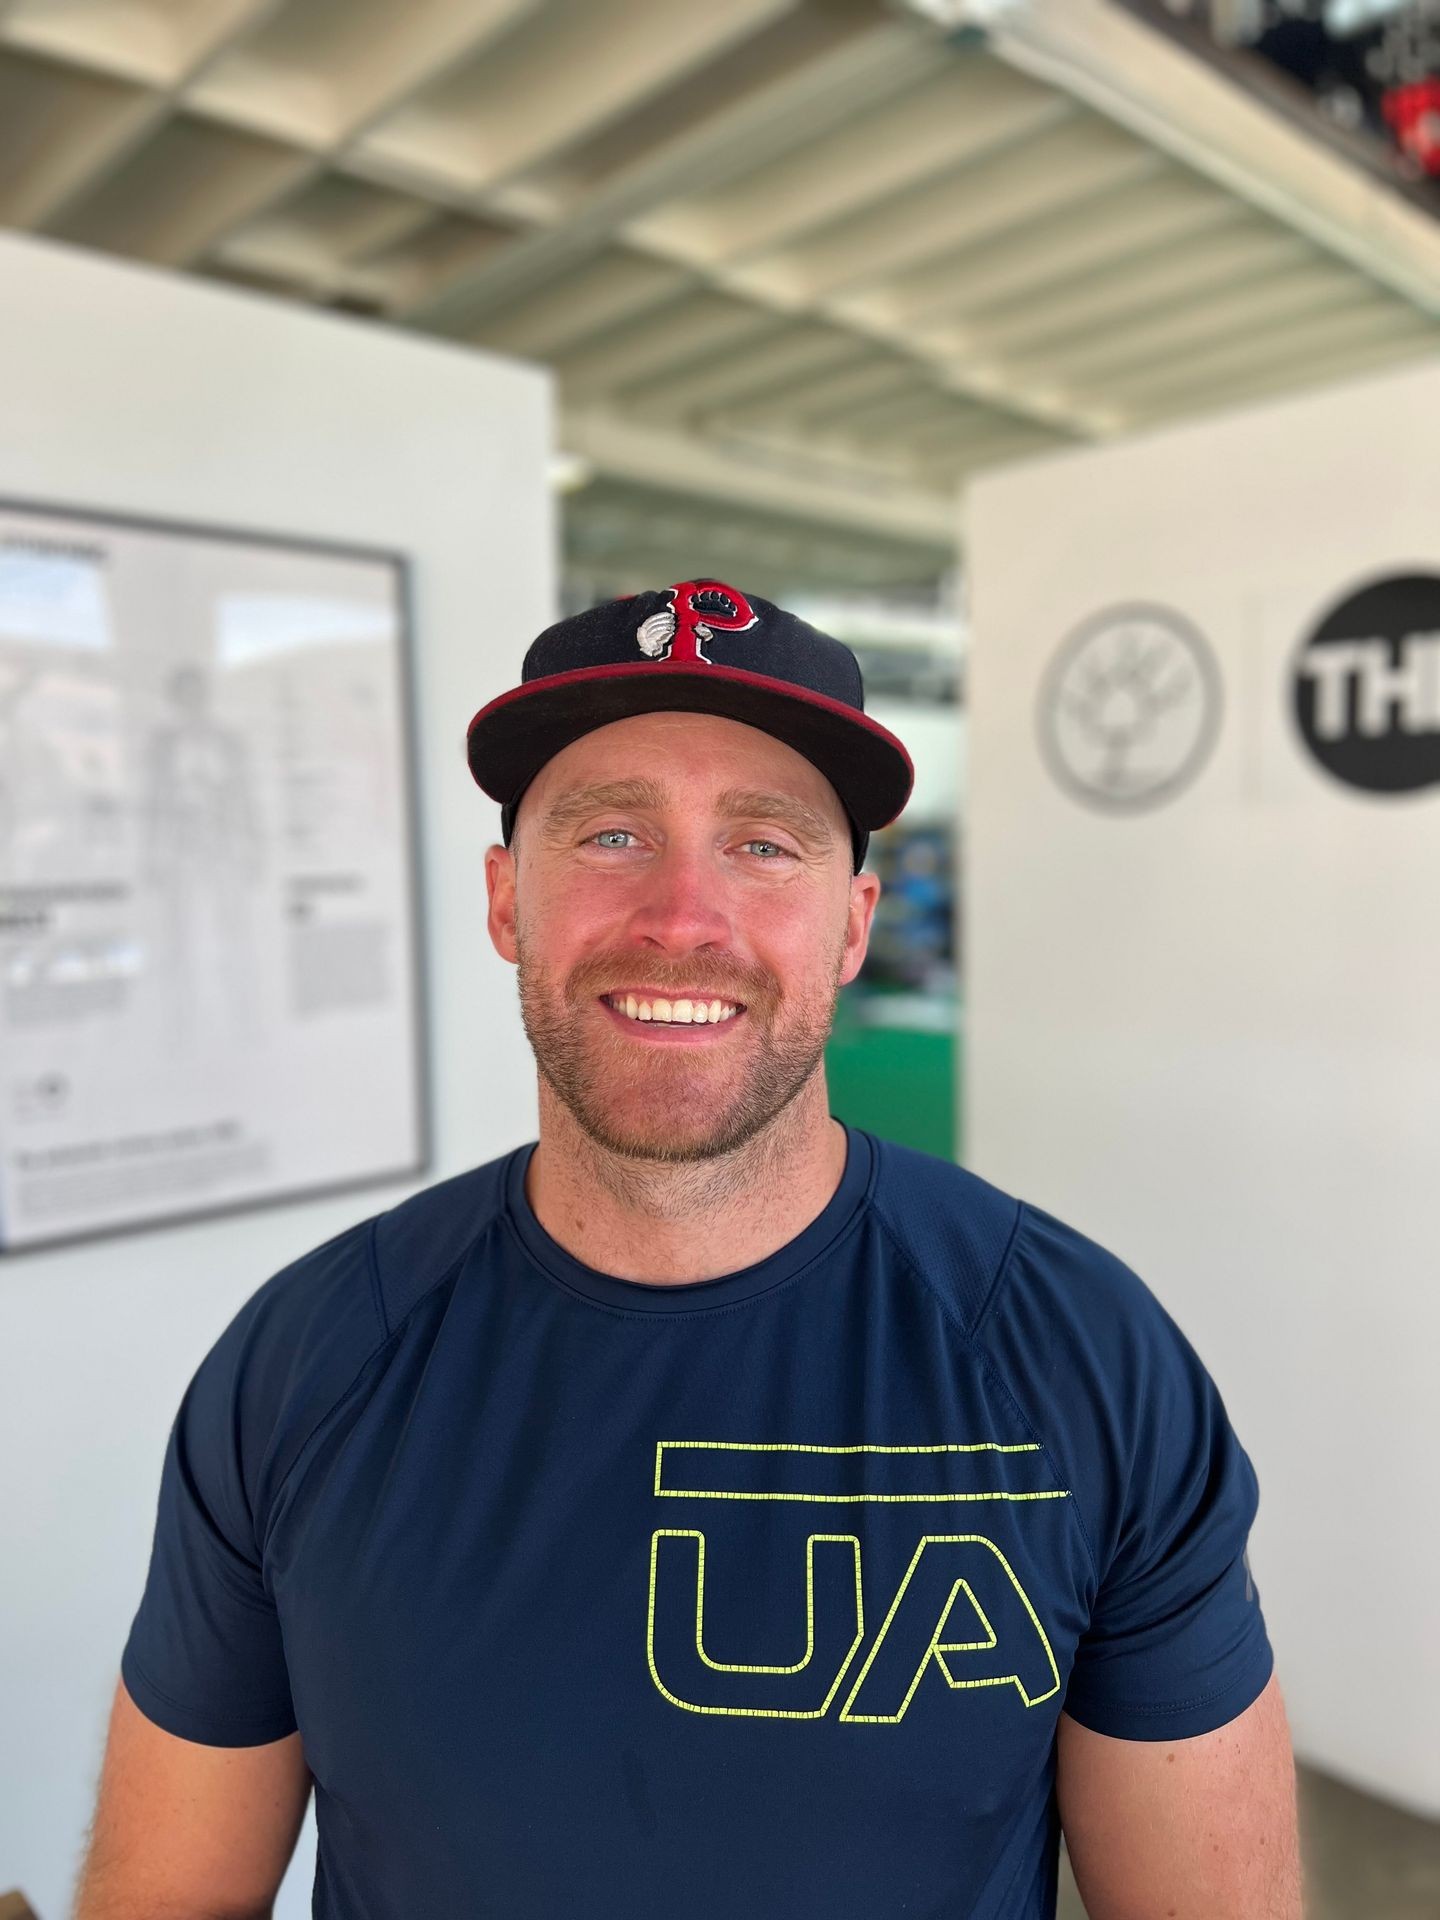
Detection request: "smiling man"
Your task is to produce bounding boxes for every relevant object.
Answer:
[80,581,1300,1920]
[497,727,872,1276]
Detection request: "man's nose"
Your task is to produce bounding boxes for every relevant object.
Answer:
[627,840,733,955]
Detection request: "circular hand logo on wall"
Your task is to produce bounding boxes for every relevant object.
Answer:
[1293,573,1440,794]
[1037,604,1222,811]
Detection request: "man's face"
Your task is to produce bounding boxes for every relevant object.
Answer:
[484,710,880,1162]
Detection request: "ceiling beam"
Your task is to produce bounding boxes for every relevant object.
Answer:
[187,0,544,149]
[759,111,1155,302]
[963,220,1310,355]
[1105,298,1431,412]
[932,0,1440,317]
[554,293,781,404]
[1124,328,1440,427]
[398,21,938,334]
[48,115,313,267]
[2,0,285,89]
[620,327,869,420]
[357,0,795,197]
[472,252,695,359]
[171,0,546,271]
[630,57,1068,270]
[1007,259,1385,383]
[1,0,282,230]
[561,407,957,548]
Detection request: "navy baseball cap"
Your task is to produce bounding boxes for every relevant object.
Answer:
[466,578,913,872]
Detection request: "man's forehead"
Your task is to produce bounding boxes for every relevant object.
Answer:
[541,712,839,802]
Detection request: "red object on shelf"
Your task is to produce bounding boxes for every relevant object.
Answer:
[1382,79,1440,174]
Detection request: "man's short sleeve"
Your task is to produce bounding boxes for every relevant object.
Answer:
[121,1219,384,1747]
[121,1295,299,1746]
[986,1205,1274,1742]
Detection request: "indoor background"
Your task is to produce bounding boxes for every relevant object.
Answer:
[0,1,1438,1915]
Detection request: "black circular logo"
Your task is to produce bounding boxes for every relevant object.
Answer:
[1293,573,1440,793]
[1037,604,1222,811]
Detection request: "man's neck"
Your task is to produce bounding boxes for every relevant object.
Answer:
[524,1079,849,1285]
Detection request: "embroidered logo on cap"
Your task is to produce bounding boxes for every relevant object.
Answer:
[636,580,757,665]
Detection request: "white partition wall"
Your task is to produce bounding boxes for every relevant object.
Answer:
[964,356,1440,1817]
[0,234,553,1915]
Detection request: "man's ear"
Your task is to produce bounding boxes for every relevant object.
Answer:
[485,843,518,966]
[837,869,881,988]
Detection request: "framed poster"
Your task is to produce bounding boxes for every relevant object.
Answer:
[0,497,428,1253]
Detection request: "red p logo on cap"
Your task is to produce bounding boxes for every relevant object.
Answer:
[635,580,759,666]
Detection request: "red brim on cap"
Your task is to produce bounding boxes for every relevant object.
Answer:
[466,660,914,831]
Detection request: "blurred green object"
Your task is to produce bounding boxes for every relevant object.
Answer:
[825,993,960,1162]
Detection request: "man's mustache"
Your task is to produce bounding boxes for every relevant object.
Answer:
[565,953,779,1008]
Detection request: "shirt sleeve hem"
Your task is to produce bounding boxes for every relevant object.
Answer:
[1061,1637,1274,1743]
[120,1646,298,1748]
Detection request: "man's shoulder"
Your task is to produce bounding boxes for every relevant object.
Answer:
[865,1133,1157,1343]
[867,1144,1226,1471]
[253,1147,519,1338]
[370,1150,520,1330]
[865,1133,1023,1334]
[187,1149,525,1513]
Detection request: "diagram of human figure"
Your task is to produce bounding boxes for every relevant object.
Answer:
[139,663,264,1048]
[0,661,40,859]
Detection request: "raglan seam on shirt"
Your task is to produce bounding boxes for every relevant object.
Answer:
[975,1336,1105,1593]
[365,1213,390,1340]
[972,1341,1104,1593]
[870,1198,1106,1591]
[866,1165,1025,1344]
[976,1208,1112,1592]
[867,1180,1023,1363]
[967,1194,1028,1341]
[260,1223,493,1550]
[869,1173,1110,1595]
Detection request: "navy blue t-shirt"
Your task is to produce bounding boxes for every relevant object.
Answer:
[122,1125,1272,1919]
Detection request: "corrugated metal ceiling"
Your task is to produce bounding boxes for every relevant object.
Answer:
[3,0,1439,588]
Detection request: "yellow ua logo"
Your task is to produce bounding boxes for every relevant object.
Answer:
[645,1442,1066,1722]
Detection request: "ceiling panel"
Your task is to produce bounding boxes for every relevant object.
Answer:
[2,0,1438,586]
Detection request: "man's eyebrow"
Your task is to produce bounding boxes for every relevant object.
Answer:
[716,788,836,847]
[538,778,837,848]
[540,778,669,837]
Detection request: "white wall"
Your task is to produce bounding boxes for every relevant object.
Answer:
[866,697,964,824]
[964,356,1440,1818]
[0,234,554,1916]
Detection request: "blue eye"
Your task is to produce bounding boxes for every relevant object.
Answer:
[584,830,792,858]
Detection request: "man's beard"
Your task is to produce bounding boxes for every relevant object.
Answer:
[515,930,847,1163]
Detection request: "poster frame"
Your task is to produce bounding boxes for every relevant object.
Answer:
[0,490,432,1258]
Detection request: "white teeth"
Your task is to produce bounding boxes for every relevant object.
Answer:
[608,993,740,1025]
